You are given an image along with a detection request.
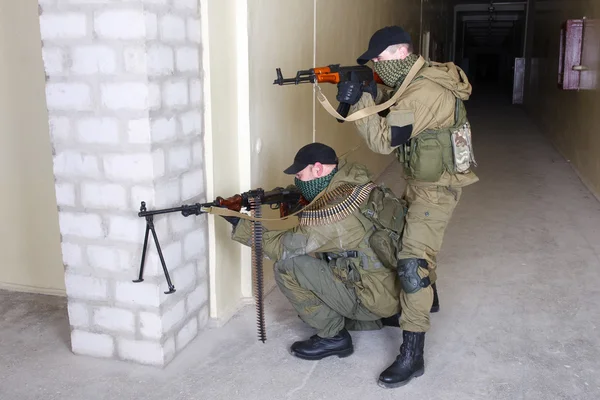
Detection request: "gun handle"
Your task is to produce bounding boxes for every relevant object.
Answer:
[215,195,243,212]
[336,102,350,123]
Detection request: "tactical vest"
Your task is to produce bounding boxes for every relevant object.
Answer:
[359,185,407,270]
[396,97,476,182]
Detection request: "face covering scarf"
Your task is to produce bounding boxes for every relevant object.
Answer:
[373,53,420,87]
[294,167,338,202]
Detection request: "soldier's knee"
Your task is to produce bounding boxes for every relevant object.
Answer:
[397,258,431,294]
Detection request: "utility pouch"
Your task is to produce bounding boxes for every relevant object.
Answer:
[451,121,477,173]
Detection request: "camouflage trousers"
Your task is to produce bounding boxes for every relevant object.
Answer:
[273,255,383,338]
[397,183,462,333]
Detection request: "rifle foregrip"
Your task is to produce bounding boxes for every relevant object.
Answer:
[216,195,243,212]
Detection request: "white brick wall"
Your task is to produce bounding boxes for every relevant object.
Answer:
[108,216,144,243]
[59,212,103,238]
[176,47,199,72]
[189,79,202,105]
[72,330,114,358]
[162,299,185,332]
[187,18,201,44]
[64,273,108,300]
[101,82,149,110]
[183,228,205,260]
[55,182,76,207]
[131,185,155,209]
[169,212,195,234]
[192,140,203,165]
[174,0,198,12]
[180,110,202,136]
[176,317,198,350]
[61,242,83,268]
[67,303,89,328]
[151,117,177,142]
[39,13,87,40]
[94,10,146,40]
[77,118,120,144]
[46,83,92,111]
[116,281,160,307]
[42,48,64,75]
[168,146,192,172]
[48,116,71,142]
[53,151,100,178]
[118,339,164,366]
[154,178,180,208]
[186,282,207,313]
[173,262,195,292]
[153,149,166,178]
[87,246,132,272]
[81,182,127,210]
[140,312,162,339]
[94,307,135,332]
[163,80,188,108]
[148,45,174,76]
[124,47,148,74]
[181,169,204,200]
[127,119,151,144]
[145,12,158,40]
[149,83,162,109]
[104,153,155,181]
[71,46,117,75]
[160,14,186,41]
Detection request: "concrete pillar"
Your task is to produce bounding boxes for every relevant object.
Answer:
[38,0,208,367]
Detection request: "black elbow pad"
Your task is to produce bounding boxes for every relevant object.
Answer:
[391,125,413,146]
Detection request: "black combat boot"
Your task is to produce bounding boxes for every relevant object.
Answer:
[290,328,353,360]
[378,331,425,388]
[430,283,440,313]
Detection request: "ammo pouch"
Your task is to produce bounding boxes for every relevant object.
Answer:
[396,98,477,182]
[360,185,407,269]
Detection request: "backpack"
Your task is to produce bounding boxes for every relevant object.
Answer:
[359,184,407,269]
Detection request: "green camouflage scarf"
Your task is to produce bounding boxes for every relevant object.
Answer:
[294,167,337,202]
[373,54,420,87]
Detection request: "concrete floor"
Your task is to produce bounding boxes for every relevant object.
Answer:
[2,86,600,400]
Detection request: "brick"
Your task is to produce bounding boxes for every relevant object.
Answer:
[150,117,177,142]
[131,185,155,209]
[117,339,163,366]
[163,80,188,108]
[169,212,195,234]
[48,116,70,142]
[140,312,162,339]
[53,151,99,178]
[104,153,154,181]
[174,0,198,12]
[143,0,168,4]
[39,13,87,40]
[154,179,180,208]
[181,169,204,200]
[94,10,145,40]
[197,260,208,282]
[77,118,120,144]
[147,45,173,76]
[108,216,144,243]
[192,140,203,165]
[198,305,209,328]
[124,47,147,74]
[72,330,114,358]
[64,273,108,300]
[61,242,83,268]
[160,14,186,41]
[180,110,202,136]
[183,228,205,260]
[153,149,165,178]
[101,82,149,111]
[189,79,202,106]
[149,83,161,110]
[94,307,135,332]
[46,83,92,111]
[162,299,185,332]
[59,212,103,239]
[42,48,64,75]
[164,337,175,364]
[173,262,195,292]
[127,119,151,144]
[67,303,89,328]
[81,182,127,210]
[87,245,132,272]
[176,317,198,350]
[187,18,201,44]
[116,281,160,307]
[186,281,207,312]
[176,47,199,72]
[168,146,191,173]
[145,12,158,40]
[55,182,76,207]
[162,241,183,271]
[71,46,117,75]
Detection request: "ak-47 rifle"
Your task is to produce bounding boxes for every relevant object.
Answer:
[132,186,307,343]
[273,64,383,123]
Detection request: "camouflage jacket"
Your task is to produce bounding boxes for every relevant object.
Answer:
[350,56,479,188]
[231,159,400,317]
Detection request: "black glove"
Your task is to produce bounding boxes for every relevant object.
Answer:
[336,81,362,105]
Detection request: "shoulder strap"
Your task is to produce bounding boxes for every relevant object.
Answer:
[315,56,427,122]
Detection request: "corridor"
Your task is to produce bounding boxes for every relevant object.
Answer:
[1,85,600,400]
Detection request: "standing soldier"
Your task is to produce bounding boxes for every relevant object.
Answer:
[336,25,479,388]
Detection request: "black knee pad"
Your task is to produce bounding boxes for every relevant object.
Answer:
[397,258,430,294]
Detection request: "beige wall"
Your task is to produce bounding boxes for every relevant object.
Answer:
[0,0,65,295]
[525,0,600,198]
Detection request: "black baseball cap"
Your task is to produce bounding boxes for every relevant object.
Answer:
[357,26,412,65]
[283,142,338,175]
